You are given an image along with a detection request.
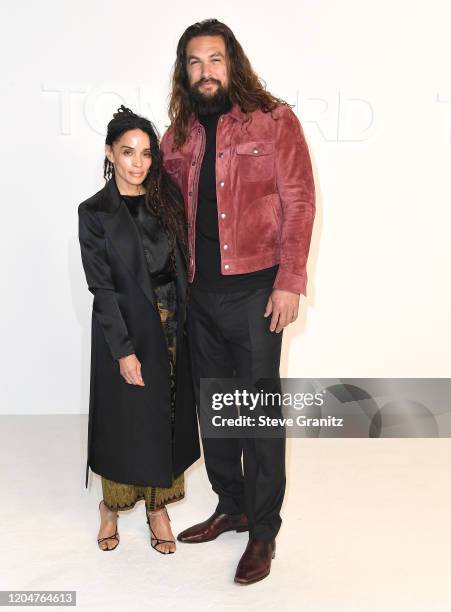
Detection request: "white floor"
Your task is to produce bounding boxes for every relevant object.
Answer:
[1,415,451,611]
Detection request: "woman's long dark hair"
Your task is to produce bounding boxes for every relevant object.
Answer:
[104,105,187,259]
[168,18,289,149]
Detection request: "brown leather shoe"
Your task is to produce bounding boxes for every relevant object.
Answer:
[234,538,276,585]
[177,511,248,543]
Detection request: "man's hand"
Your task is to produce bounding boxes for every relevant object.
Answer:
[118,354,145,386]
[264,289,300,333]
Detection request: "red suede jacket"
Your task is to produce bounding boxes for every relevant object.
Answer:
[160,103,315,295]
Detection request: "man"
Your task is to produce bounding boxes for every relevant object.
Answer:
[160,19,315,584]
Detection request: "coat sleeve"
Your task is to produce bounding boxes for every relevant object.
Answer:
[160,128,171,166]
[273,106,316,296]
[78,204,135,361]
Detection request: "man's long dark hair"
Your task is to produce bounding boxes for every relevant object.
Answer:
[168,18,289,149]
[104,105,187,259]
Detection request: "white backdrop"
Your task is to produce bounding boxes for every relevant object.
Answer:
[1,0,450,415]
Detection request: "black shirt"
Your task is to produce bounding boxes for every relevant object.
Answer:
[122,194,175,283]
[192,104,278,292]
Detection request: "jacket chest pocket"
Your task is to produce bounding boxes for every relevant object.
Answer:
[235,141,274,182]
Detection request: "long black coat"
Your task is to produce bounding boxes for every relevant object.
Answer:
[78,178,200,488]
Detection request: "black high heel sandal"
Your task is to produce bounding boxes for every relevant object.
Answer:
[146,506,175,555]
[97,500,120,551]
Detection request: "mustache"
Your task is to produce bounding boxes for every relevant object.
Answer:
[192,77,222,88]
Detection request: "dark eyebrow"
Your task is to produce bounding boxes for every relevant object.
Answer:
[120,145,151,151]
[187,51,225,61]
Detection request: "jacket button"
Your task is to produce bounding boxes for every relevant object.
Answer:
[253,148,259,154]
[218,151,224,158]
[223,244,228,250]
[220,212,226,219]
[192,161,196,166]
[219,181,225,187]
[224,264,230,270]
[189,191,193,196]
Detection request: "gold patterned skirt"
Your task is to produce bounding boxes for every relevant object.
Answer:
[101,280,184,512]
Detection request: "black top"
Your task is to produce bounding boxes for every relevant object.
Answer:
[192,103,278,292]
[122,194,176,283]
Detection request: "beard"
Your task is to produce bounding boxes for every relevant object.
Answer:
[189,78,232,115]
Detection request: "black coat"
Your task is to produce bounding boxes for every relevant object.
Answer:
[78,178,200,488]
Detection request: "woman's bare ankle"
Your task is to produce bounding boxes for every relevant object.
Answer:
[99,500,117,518]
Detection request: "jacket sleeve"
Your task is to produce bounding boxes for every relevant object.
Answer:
[78,204,135,361]
[273,106,316,296]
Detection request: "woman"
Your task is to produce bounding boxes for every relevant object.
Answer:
[78,105,200,554]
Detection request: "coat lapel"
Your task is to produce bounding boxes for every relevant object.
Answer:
[96,179,157,310]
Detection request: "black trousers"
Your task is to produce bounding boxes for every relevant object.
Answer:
[187,286,286,541]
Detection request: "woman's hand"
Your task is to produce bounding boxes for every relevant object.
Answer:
[118,354,145,386]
